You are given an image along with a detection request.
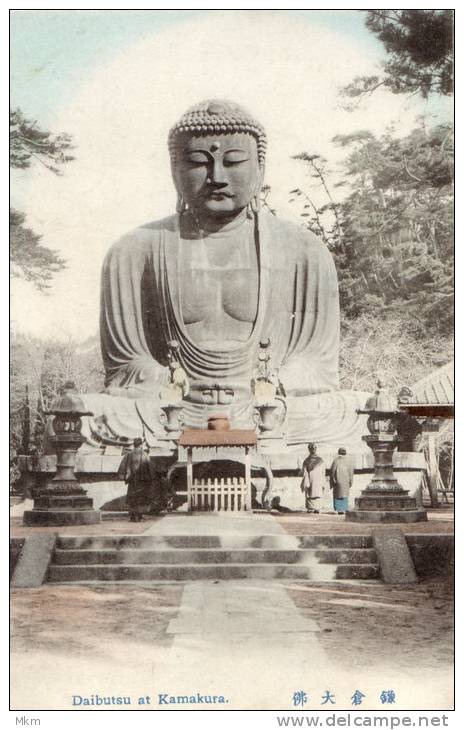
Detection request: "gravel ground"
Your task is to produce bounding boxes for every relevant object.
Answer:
[11,583,183,656]
[276,509,454,535]
[10,515,164,539]
[287,577,454,674]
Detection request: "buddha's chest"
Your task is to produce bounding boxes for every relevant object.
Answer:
[179,235,259,327]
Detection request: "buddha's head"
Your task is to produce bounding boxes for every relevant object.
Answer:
[168,99,267,222]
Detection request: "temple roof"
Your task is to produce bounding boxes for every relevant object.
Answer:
[409,362,454,406]
[399,362,454,419]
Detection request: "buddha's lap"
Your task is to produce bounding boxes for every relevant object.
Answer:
[80,389,369,447]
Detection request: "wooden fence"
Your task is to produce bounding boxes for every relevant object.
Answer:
[189,477,249,512]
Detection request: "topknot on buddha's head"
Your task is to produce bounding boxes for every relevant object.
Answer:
[168,99,267,168]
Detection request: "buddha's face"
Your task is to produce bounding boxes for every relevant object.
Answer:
[173,133,262,220]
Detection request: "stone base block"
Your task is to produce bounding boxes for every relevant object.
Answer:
[23,509,101,526]
[33,495,94,510]
[345,509,427,524]
[355,494,418,511]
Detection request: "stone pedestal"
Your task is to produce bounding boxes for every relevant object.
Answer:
[346,385,427,524]
[23,382,101,526]
[24,490,101,526]
[346,505,427,523]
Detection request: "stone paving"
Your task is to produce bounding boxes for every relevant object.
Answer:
[145,511,285,535]
[138,513,327,707]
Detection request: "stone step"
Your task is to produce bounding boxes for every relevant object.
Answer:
[335,564,379,580]
[56,534,373,550]
[52,547,377,566]
[47,562,379,582]
[317,548,377,564]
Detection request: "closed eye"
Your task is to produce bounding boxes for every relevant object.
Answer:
[224,158,249,167]
[184,154,210,166]
[185,160,208,168]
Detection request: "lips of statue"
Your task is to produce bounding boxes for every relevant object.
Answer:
[173,133,262,222]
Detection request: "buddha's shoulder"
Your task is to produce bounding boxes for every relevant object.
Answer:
[105,215,177,259]
[266,213,333,260]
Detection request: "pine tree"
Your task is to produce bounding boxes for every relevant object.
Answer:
[342,10,453,104]
[289,121,453,336]
[334,122,453,334]
[10,108,74,290]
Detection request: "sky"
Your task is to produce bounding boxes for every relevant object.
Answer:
[10,9,380,124]
[10,9,453,341]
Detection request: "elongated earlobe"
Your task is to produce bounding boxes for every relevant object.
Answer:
[251,195,261,213]
[176,194,188,214]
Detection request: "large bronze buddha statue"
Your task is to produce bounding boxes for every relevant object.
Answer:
[82,99,368,450]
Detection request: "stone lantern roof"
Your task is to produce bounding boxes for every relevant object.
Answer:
[364,379,398,413]
[49,381,89,415]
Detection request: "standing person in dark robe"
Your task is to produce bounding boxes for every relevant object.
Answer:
[300,443,325,513]
[329,447,354,514]
[118,438,153,521]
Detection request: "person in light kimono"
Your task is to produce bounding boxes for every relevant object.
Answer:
[300,443,325,513]
[329,447,354,514]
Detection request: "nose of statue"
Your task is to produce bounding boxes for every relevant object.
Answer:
[209,159,227,185]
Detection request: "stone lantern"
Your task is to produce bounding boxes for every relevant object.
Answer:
[345,379,427,523]
[23,382,101,526]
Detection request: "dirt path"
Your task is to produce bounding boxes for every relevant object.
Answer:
[11,577,453,711]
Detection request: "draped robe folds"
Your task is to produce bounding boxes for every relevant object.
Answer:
[329,455,355,499]
[301,455,326,498]
[81,211,369,449]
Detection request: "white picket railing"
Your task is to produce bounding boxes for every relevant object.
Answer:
[190,477,248,512]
